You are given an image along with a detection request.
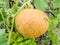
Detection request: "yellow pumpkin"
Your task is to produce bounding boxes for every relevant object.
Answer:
[15,9,49,38]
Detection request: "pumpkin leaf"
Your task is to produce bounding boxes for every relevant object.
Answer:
[53,0,60,9]
[0,29,8,45]
[0,0,9,9]
[11,5,18,14]
[48,18,58,31]
[34,0,48,11]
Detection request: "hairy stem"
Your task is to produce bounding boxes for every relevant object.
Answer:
[0,11,10,30]
[8,17,14,45]
[15,0,32,16]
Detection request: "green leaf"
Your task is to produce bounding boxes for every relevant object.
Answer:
[0,29,8,45]
[0,0,9,9]
[24,39,32,44]
[0,29,5,36]
[0,21,4,25]
[0,42,8,45]
[28,42,37,45]
[53,0,60,9]
[16,36,24,42]
[57,14,60,22]
[48,18,58,31]
[18,42,25,45]
[12,43,17,45]
[11,5,18,14]
[11,32,18,39]
[34,0,48,11]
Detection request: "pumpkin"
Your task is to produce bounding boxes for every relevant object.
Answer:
[15,9,49,38]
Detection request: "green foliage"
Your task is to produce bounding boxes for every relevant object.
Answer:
[53,0,60,9]
[0,0,9,9]
[0,0,60,45]
[0,29,8,45]
[48,18,59,31]
[34,0,49,11]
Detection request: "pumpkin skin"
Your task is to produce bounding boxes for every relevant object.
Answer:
[15,9,49,38]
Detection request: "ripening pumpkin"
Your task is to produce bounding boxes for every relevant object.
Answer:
[15,9,49,38]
